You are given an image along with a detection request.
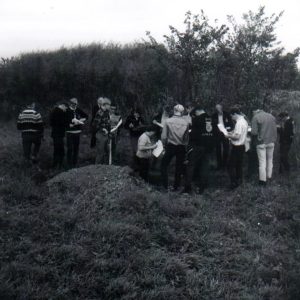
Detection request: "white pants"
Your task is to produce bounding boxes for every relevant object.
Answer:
[256,143,275,182]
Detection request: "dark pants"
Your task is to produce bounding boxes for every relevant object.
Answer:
[279,143,291,173]
[216,134,229,169]
[111,134,119,163]
[137,157,150,182]
[228,145,245,187]
[66,133,80,168]
[185,146,209,191]
[130,136,139,170]
[247,148,258,178]
[22,132,41,160]
[161,144,186,189]
[95,132,109,164]
[52,137,65,168]
[90,133,96,148]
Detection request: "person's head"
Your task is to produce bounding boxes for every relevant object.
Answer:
[132,108,141,118]
[216,104,223,114]
[145,125,157,137]
[185,103,193,114]
[193,106,204,117]
[98,97,111,111]
[69,98,78,110]
[278,111,289,121]
[26,102,36,110]
[58,102,68,112]
[110,104,120,115]
[173,104,185,116]
[230,106,242,122]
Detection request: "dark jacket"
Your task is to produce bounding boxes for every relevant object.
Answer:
[91,104,100,125]
[212,111,233,137]
[278,118,294,145]
[50,107,68,138]
[190,112,215,150]
[124,114,144,137]
[65,107,88,133]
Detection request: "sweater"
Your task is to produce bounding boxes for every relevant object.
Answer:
[189,112,214,149]
[251,110,277,145]
[161,115,189,146]
[17,109,44,134]
[65,107,88,134]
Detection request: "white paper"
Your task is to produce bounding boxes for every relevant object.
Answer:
[217,123,229,137]
[152,140,164,158]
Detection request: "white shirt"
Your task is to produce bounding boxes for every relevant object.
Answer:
[136,133,152,158]
[218,114,224,126]
[230,116,248,146]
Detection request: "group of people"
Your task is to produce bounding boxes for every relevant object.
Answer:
[17,98,295,193]
[129,103,295,193]
[17,97,122,169]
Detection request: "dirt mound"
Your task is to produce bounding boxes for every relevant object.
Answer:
[47,164,148,199]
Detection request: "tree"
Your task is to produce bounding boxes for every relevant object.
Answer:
[163,11,228,103]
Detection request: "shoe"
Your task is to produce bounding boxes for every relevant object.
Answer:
[259,180,266,186]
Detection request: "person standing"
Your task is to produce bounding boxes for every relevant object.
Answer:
[124,108,145,168]
[65,98,88,168]
[17,103,44,163]
[226,107,248,189]
[251,108,277,185]
[92,97,111,164]
[136,126,158,182]
[182,106,214,194]
[212,104,233,170]
[278,111,295,174]
[49,102,68,169]
[90,97,103,148]
[161,104,189,191]
[109,104,123,163]
[152,106,170,138]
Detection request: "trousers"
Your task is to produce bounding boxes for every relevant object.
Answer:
[161,144,185,189]
[256,143,275,182]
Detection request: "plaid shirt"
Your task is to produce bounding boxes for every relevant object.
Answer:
[92,107,111,134]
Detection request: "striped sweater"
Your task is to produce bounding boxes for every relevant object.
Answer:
[17,109,44,133]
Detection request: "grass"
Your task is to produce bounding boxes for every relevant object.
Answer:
[0,102,300,299]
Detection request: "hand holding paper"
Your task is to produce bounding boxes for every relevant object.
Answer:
[152,140,164,158]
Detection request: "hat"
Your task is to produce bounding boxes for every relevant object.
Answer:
[174,104,184,113]
[69,98,78,105]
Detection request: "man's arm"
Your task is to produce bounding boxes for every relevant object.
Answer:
[251,116,258,136]
[161,123,168,145]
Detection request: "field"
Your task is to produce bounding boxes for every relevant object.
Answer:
[0,94,300,299]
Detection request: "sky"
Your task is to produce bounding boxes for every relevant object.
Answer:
[0,0,299,59]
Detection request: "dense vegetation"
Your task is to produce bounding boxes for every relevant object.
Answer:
[0,7,299,120]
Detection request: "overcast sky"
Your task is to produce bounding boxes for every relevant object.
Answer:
[0,0,299,59]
